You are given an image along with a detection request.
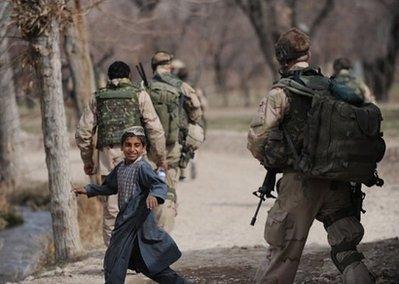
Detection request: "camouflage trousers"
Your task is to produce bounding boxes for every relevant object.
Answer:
[152,143,181,233]
[98,147,124,246]
[255,173,374,284]
[152,166,180,233]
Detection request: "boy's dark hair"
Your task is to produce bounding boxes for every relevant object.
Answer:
[121,132,147,147]
[108,61,131,80]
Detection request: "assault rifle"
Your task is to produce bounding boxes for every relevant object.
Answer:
[250,168,277,226]
[136,62,149,88]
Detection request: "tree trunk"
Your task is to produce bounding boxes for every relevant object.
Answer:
[30,18,83,261]
[64,0,96,115]
[236,0,334,80]
[362,11,399,102]
[236,0,279,80]
[240,80,251,108]
[214,52,229,107]
[0,2,21,193]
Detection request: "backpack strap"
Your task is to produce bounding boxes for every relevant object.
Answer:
[274,77,315,170]
[273,78,315,98]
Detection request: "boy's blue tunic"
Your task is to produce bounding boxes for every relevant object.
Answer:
[85,158,181,284]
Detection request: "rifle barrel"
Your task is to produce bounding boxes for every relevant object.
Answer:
[250,194,264,226]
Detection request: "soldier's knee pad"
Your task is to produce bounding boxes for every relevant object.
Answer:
[331,242,365,273]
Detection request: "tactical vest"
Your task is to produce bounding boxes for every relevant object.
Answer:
[149,73,187,145]
[96,83,142,149]
[333,71,364,100]
[263,67,385,185]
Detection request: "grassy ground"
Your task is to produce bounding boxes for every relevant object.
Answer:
[381,106,399,138]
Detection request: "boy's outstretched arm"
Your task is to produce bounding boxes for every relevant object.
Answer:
[73,164,119,198]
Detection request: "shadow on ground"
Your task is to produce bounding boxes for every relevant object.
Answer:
[178,238,399,283]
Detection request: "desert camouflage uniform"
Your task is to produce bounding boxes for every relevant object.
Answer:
[248,61,374,283]
[149,68,202,233]
[75,78,166,246]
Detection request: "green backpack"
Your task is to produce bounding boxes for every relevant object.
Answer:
[148,74,183,145]
[264,69,385,185]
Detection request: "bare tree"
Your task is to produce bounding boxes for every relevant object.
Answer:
[12,0,83,261]
[235,0,334,79]
[0,2,21,192]
[64,0,96,116]
[362,1,399,101]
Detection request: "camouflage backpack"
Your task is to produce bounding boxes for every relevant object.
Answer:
[263,68,385,185]
[96,83,142,149]
[149,73,187,145]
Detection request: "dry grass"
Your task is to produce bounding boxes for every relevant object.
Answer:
[0,194,23,230]
[77,197,103,249]
[6,180,103,248]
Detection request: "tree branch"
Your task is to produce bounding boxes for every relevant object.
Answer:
[308,0,334,37]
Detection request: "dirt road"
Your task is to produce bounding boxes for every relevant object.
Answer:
[16,130,399,283]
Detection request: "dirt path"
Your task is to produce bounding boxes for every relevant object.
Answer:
[15,130,399,283]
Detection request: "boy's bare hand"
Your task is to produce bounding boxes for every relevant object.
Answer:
[146,195,158,210]
[72,187,87,196]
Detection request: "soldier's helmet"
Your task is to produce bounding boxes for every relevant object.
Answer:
[333,57,353,74]
[171,59,188,81]
[151,51,173,72]
[275,28,310,65]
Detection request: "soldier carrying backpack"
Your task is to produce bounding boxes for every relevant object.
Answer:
[248,28,383,283]
[145,51,203,233]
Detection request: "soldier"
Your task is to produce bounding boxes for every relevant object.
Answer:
[147,51,202,232]
[248,28,375,283]
[332,57,376,103]
[75,61,167,246]
[171,58,208,180]
[171,58,209,120]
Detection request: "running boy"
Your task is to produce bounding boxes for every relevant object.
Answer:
[73,126,187,284]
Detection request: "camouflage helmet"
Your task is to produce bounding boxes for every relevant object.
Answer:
[171,58,188,81]
[151,51,173,72]
[275,28,310,64]
[333,57,353,73]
